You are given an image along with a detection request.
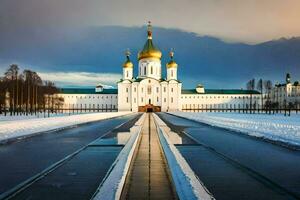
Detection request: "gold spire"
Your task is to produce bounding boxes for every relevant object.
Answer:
[123,49,133,68]
[138,21,162,60]
[166,48,178,68]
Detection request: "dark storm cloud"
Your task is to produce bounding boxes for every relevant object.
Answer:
[1,0,300,43]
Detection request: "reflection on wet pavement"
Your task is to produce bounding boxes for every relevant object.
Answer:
[122,113,177,200]
[158,112,300,200]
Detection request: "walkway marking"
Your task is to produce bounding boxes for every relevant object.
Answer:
[121,113,177,200]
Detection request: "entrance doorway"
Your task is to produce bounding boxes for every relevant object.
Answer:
[138,104,161,112]
[147,107,153,112]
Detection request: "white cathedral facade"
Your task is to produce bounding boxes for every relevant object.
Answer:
[58,23,261,112]
[118,23,181,112]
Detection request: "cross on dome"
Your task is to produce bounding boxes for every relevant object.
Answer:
[147,21,152,39]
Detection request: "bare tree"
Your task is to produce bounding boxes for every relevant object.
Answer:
[264,80,273,114]
[1,65,63,117]
[256,79,264,110]
[4,64,19,115]
[246,79,255,113]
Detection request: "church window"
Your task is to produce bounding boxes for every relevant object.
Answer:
[171,70,174,77]
[147,86,152,94]
[164,98,166,103]
[134,98,136,103]
[157,97,159,102]
[156,87,159,93]
[126,97,129,103]
[141,97,143,102]
[171,97,173,103]
[126,71,129,78]
[171,88,174,92]
[134,87,136,92]
[151,66,153,74]
[126,88,128,93]
[144,66,146,75]
[164,87,166,92]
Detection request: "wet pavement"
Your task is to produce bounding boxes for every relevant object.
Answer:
[122,113,177,200]
[158,113,300,200]
[10,146,122,200]
[0,114,140,196]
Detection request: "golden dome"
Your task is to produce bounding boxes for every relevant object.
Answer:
[166,50,178,68]
[123,60,133,68]
[123,49,133,68]
[138,21,162,60]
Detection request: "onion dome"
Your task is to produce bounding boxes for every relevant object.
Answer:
[123,49,133,68]
[138,21,162,60]
[166,49,178,68]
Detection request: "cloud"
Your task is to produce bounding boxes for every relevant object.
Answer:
[38,71,121,88]
[1,0,300,43]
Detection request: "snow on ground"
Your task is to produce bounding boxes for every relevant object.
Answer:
[0,112,93,122]
[170,112,300,147]
[0,112,132,142]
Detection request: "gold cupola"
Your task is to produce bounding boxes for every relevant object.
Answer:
[123,49,133,68]
[166,49,178,68]
[138,21,162,60]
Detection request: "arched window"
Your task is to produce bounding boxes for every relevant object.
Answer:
[151,66,153,74]
[126,70,129,78]
[144,66,146,75]
[171,69,174,77]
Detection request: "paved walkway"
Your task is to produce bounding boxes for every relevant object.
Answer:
[122,113,177,200]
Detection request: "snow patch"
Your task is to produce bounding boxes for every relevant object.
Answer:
[0,112,132,143]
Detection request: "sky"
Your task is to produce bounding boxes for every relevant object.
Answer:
[0,0,300,88]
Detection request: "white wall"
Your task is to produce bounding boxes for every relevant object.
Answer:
[59,94,118,110]
[180,94,261,110]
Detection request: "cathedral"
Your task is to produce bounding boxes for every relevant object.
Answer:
[118,22,181,112]
[58,23,261,112]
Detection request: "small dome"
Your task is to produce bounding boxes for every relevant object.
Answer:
[123,61,133,68]
[166,50,178,68]
[123,49,133,68]
[166,60,178,68]
[196,84,205,93]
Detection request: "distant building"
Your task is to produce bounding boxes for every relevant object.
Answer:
[270,73,300,108]
[57,22,261,112]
